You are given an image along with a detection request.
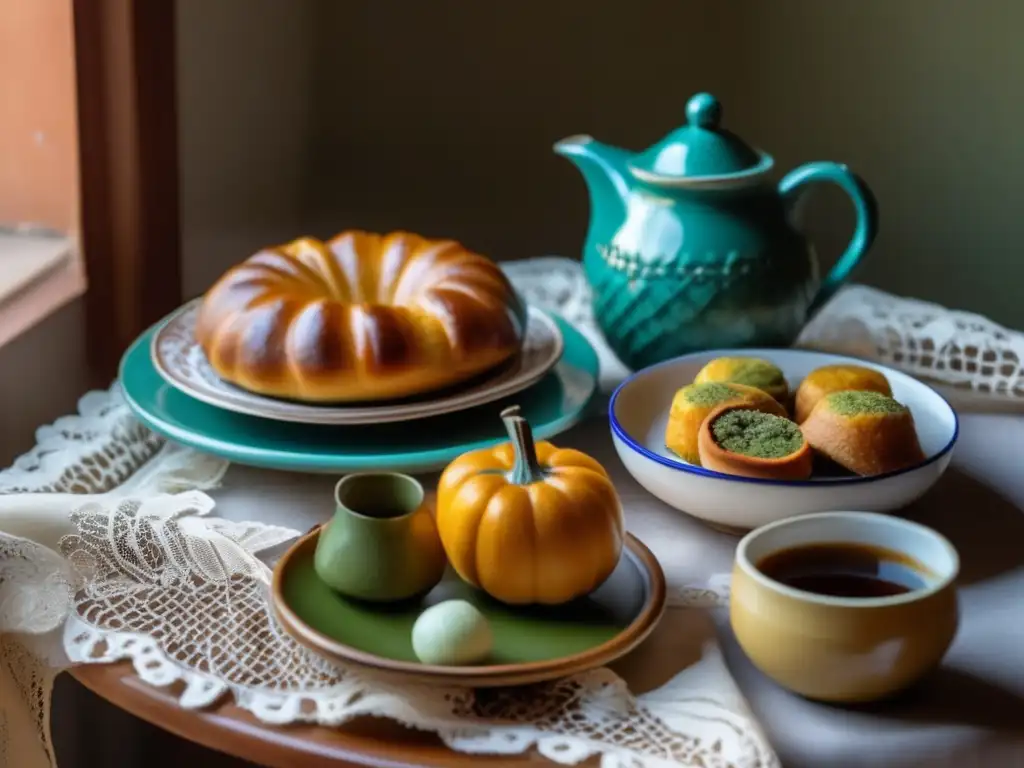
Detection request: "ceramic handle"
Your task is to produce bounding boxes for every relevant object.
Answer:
[779,161,879,314]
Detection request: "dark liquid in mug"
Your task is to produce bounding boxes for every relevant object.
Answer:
[757,542,930,598]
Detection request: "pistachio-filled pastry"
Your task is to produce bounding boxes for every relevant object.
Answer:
[697,404,812,480]
[800,390,925,477]
[694,357,789,404]
[794,364,892,423]
[665,382,786,465]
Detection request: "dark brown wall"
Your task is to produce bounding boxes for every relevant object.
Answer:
[726,1,1024,326]
[303,1,740,262]
[178,0,741,296]
[179,0,1024,322]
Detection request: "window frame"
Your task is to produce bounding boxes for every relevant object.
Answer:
[74,0,183,378]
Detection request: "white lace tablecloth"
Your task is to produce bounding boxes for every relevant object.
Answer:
[0,388,771,768]
[3,258,1024,768]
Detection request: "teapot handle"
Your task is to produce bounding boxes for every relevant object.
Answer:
[778,161,879,314]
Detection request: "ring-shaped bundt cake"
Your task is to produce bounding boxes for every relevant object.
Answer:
[194,230,527,402]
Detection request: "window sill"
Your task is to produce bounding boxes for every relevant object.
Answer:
[0,230,86,348]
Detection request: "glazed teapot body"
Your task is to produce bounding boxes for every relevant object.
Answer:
[554,93,878,371]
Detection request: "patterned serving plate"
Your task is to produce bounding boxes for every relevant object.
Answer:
[151,300,564,425]
[119,311,599,474]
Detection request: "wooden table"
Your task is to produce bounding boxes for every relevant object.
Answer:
[71,663,547,768]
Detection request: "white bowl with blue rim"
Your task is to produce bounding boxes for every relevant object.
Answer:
[609,349,959,532]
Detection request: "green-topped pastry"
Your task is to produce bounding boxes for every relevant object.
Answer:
[711,409,805,459]
[801,390,925,477]
[665,382,786,464]
[826,390,906,416]
[697,404,812,480]
[694,357,789,404]
[793,364,892,422]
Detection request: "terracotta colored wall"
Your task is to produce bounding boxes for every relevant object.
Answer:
[0,0,84,465]
[0,0,78,231]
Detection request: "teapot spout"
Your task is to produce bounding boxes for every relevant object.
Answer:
[554,135,632,247]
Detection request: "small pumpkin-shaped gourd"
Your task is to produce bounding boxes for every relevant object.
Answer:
[436,405,624,605]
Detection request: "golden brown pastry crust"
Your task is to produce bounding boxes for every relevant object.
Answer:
[794,365,892,423]
[665,383,786,465]
[697,404,812,480]
[800,398,925,476]
[694,357,790,404]
[195,231,526,402]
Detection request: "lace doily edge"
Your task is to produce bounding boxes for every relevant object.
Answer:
[61,620,626,765]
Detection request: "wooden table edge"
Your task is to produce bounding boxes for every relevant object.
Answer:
[69,663,550,768]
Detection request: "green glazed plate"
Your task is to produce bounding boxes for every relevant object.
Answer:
[118,308,599,474]
[272,527,666,687]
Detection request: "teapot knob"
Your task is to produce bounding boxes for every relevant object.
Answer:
[686,93,722,129]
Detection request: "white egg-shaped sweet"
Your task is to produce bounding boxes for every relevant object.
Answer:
[411,599,493,666]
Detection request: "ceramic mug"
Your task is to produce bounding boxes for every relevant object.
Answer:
[730,511,960,703]
[314,472,447,602]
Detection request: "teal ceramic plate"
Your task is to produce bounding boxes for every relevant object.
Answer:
[119,310,599,474]
[272,527,666,687]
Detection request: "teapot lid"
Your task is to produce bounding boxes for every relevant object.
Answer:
[628,93,772,185]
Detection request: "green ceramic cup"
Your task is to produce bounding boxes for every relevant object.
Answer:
[314,472,448,603]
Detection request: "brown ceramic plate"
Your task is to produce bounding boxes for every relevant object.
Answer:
[271,527,666,688]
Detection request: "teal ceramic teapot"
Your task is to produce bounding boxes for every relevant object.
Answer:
[554,92,878,371]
